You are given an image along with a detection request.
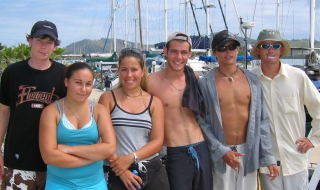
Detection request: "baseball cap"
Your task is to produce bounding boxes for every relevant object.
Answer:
[251,29,290,59]
[211,30,240,49]
[30,20,58,41]
[166,32,192,46]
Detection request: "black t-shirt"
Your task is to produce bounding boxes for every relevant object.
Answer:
[0,59,66,171]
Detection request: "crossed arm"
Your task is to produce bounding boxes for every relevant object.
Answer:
[39,101,116,168]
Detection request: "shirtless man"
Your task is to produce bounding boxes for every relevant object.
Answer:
[197,30,278,190]
[148,32,213,190]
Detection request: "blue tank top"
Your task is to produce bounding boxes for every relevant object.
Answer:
[46,99,106,189]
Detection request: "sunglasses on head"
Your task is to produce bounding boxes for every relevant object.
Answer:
[260,44,282,50]
[120,48,142,54]
[215,44,237,52]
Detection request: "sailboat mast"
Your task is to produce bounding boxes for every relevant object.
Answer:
[134,1,137,48]
[205,0,210,36]
[146,0,149,51]
[185,0,189,34]
[310,0,315,50]
[112,0,117,52]
[276,0,280,31]
[138,0,143,50]
[165,0,168,41]
[125,0,128,48]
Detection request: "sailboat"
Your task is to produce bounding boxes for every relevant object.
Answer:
[87,0,119,90]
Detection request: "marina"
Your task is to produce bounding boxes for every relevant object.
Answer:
[1,0,320,188]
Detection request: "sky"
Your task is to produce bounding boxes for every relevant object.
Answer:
[1,0,319,51]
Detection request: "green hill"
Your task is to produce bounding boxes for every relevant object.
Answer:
[64,38,148,54]
[64,37,320,55]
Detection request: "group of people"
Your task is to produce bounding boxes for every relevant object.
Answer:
[0,19,319,190]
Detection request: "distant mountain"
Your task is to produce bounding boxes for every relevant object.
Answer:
[64,38,151,54]
[63,37,320,55]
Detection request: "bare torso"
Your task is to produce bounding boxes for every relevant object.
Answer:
[148,70,204,147]
[215,69,251,145]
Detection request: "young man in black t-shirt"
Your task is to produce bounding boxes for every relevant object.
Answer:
[0,20,66,190]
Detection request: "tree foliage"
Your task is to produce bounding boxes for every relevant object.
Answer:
[0,46,15,65]
[15,43,30,61]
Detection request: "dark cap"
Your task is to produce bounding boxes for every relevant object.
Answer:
[30,20,58,41]
[167,32,192,46]
[211,30,240,49]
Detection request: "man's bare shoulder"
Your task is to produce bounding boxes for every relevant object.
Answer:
[148,70,164,81]
[148,70,165,92]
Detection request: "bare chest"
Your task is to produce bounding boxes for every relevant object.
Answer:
[216,74,251,107]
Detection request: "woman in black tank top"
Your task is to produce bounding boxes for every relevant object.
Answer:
[99,48,170,190]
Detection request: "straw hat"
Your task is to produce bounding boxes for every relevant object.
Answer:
[251,29,290,59]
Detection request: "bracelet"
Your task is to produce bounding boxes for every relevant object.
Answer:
[133,152,139,164]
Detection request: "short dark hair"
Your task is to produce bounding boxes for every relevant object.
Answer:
[26,34,61,46]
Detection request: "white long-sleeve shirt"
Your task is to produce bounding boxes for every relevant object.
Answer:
[251,62,320,176]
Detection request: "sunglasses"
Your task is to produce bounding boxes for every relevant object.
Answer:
[215,44,237,52]
[120,48,142,54]
[260,44,282,50]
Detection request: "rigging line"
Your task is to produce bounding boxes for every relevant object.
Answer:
[217,0,228,30]
[282,0,292,39]
[249,0,259,40]
[231,0,243,38]
[281,1,284,35]
[102,0,119,53]
[189,1,201,37]
[292,0,295,39]
[200,0,214,36]
[102,20,113,53]
[262,1,264,29]
[179,2,182,32]
[138,0,143,50]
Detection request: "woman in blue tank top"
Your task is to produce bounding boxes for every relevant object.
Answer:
[99,48,170,190]
[39,62,116,190]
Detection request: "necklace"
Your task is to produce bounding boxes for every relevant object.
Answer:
[65,101,85,119]
[120,89,146,109]
[165,72,185,91]
[122,88,142,99]
[217,67,238,82]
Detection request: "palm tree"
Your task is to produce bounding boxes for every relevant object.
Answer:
[0,43,7,64]
[0,43,4,51]
[15,43,30,61]
[0,46,16,65]
[51,47,66,60]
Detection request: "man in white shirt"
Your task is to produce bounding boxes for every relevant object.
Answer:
[251,29,320,190]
